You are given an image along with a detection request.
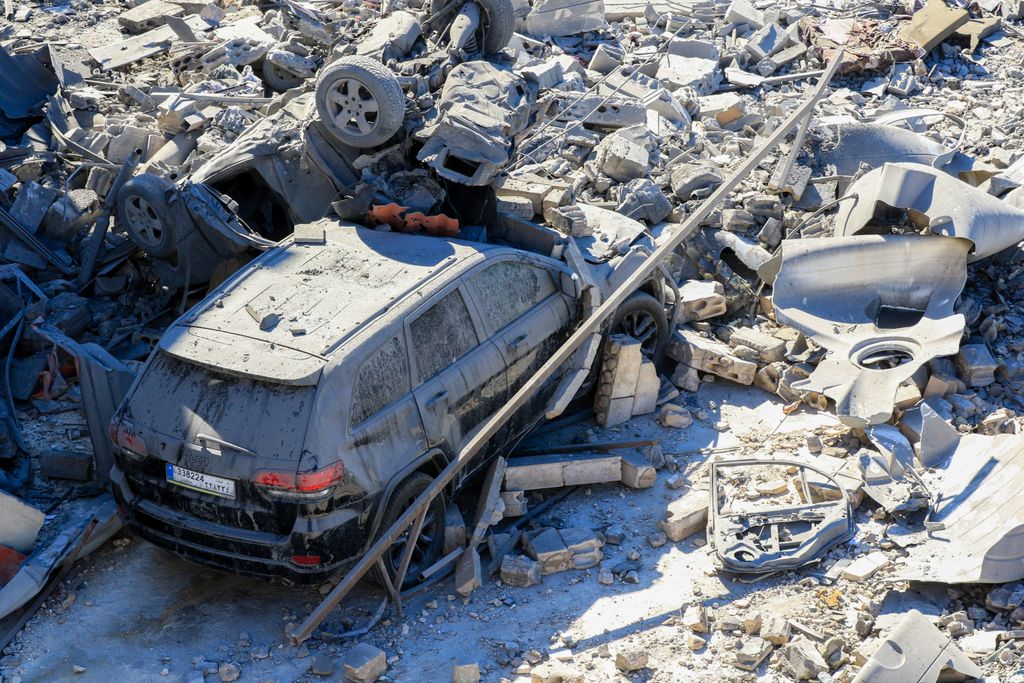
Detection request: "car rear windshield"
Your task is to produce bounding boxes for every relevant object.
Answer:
[127,351,316,461]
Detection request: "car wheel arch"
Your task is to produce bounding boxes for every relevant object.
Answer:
[361,449,451,551]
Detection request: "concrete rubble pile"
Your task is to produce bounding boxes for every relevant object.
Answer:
[3,0,1024,678]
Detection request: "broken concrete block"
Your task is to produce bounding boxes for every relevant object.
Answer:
[900,0,969,51]
[614,648,648,672]
[728,327,786,362]
[444,503,467,554]
[594,334,644,427]
[759,613,791,645]
[451,663,480,683]
[524,0,606,37]
[560,527,604,568]
[631,359,659,416]
[671,364,701,392]
[778,637,828,680]
[683,604,709,632]
[493,174,570,215]
[658,403,693,428]
[620,451,656,489]
[9,181,59,234]
[671,163,724,200]
[504,452,622,490]
[118,0,184,33]
[841,551,889,582]
[595,134,649,183]
[887,62,918,96]
[525,528,573,575]
[745,23,788,61]
[668,329,757,385]
[678,280,727,322]
[157,95,201,134]
[735,637,773,671]
[699,92,745,126]
[616,178,671,224]
[0,491,44,553]
[500,490,527,517]
[43,189,101,241]
[726,0,764,29]
[956,342,997,387]
[39,449,92,481]
[454,546,482,596]
[659,486,708,542]
[343,643,387,683]
[656,39,720,94]
[497,195,536,219]
[500,554,541,587]
[588,44,623,73]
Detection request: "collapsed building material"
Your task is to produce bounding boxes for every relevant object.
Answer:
[762,235,970,426]
[834,162,1024,262]
[892,418,1024,584]
[708,459,855,573]
[852,610,982,683]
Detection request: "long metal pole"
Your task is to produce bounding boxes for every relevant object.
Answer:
[287,50,844,645]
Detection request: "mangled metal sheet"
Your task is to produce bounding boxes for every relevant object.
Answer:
[762,234,970,426]
[852,609,982,683]
[417,61,533,186]
[709,458,855,573]
[893,417,1024,584]
[834,162,1024,262]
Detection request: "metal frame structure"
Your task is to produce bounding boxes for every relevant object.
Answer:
[287,50,845,645]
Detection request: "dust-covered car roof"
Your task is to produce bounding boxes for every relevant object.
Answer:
[158,220,494,383]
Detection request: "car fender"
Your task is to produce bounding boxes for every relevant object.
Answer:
[360,448,450,552]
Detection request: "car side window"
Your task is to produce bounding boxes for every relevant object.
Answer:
[350,335,410,427]
[467,261,558,332]
[410,289,479,381]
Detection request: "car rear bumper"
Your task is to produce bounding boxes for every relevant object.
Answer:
[111,465,370,583]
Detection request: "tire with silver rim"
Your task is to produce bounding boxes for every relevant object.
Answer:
[370,472,446,590]
[315,56,404,149]
[116,174,183,258]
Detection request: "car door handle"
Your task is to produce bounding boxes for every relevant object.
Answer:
[506,334,528,352]
[425,390,448,408]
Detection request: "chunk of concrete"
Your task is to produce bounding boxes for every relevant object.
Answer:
[842,551,890,582]
[594,134,649,183]
[956,342,997,387]
[451,663,480,683]
[659,486,708,542]
[620,451,656,489]
[745,23,788,61]
[778,637,828,680]
[735,637,773,671]
[524,528,573,575]
[614,648,648,672]
[525,0,606,37]
[699,93,745,126]
[668,329,757,385]
[678,280,727,321]
[900,0,969,51]
[118,0,184,33]
[728,328,786,363]
[454,546,482,596]
[631,359,659,416]
[656,39,720,94]
[504,452,622,490]
[343,643,387,683]
[9,181,58,234]
[759,613,791,645]
[658,403,693,428]
[0,491,44,553]
[595,334,644,427]
[500,554,541,587]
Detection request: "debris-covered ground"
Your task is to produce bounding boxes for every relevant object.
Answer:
[5,0,1024,680]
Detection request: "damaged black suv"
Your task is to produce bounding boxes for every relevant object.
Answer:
[109,220,671,585]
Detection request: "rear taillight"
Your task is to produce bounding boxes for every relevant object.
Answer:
[109,417,147,461]
[254,461,345,498]
[290,554,322,566]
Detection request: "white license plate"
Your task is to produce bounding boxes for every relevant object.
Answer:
[166,464,236,499]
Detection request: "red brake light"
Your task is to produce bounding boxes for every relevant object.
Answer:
[110,418,147,459]
[291,554,322,566]
[254,461,345,496]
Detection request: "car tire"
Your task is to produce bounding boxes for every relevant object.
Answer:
[475,0,515,54]
[116,174,186,258]
[371,472,446,591]
[315,56,405,149]
[261,60,305,93]
[611,290,670,362]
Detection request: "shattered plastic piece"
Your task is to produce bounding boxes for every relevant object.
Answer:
[709,459,855,573]
[367,203,459,237]
[834,163,1024,262]
[852,610,982,682]
[896,426,1024,584]
[763,235,970,426]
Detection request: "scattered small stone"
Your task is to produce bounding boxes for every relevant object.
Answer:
[218,662,241,682]
[614,648,648,672]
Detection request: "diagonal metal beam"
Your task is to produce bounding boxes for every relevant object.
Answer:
[286,49,845,645]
